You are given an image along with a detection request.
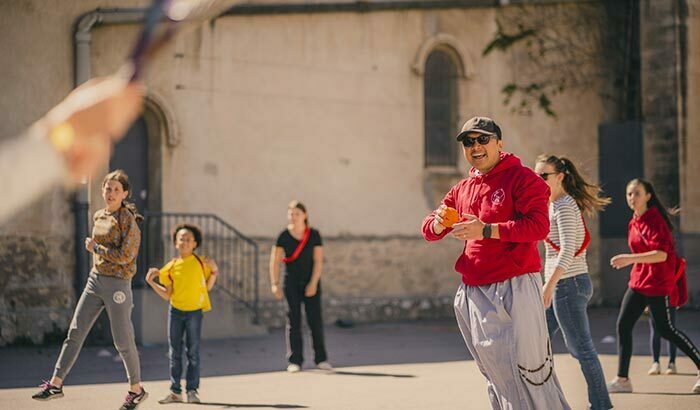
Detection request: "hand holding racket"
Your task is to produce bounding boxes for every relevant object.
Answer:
[127,0,236,80]
[57,1,233,180]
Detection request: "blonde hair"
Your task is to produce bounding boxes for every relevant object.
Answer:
[288,200,308,225]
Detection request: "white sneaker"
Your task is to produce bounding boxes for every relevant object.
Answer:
[158,392,182,404]
[316,361,333,371]
[693,373,700,394]
[648,362,661,375]
[665,362,677,375]
[186,390,200,404]
[607,378,633,393]
[286,364,301,373]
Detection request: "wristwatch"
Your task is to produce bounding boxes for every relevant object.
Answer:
[482,223,492,239]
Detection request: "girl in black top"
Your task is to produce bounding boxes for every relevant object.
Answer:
[269,201,331,372]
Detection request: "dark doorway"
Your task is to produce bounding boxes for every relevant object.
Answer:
[599,122,643,238]
[598,121,643,305]
[110,117,150,214]
[88,116,152,345]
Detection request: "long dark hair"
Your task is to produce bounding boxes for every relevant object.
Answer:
[537,155,611,216]
[288,200,308,226]
[627,178,674,231]
[102,170,144,222]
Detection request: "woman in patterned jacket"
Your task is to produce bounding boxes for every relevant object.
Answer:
[32,169,148,410]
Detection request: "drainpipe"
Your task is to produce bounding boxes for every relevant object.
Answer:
[74,8,147,84]
[72,8,146,294]
[221,0,589,16]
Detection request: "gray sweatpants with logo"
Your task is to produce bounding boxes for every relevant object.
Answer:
[53,272,141,385]
[454,273,570,410]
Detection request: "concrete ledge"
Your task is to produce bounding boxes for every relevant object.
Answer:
[259,295,456,328]
[132,288,267,345]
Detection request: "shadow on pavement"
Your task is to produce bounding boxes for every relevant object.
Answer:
[330,370,415,378]
[630,392,698,396]
[2,320,462,388]
[3,309,699,389]
[195,403,308,408]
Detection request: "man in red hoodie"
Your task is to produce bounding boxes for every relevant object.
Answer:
[422,117,570,410]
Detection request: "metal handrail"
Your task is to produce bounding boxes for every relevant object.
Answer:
[140,212,259,322]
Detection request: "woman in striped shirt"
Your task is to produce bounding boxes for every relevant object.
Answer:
[534,155,613,410]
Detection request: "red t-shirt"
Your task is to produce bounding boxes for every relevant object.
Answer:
[627,206,677,297]
[421,152,550,286]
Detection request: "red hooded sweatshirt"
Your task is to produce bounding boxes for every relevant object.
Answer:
[422,152,550,286]
[627,206,677,297]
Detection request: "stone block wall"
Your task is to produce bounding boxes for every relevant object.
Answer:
[254,235,464,328]
[0,233,75,346]
[640,0,681,207]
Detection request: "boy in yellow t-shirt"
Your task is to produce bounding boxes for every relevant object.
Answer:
[145,224,218,404]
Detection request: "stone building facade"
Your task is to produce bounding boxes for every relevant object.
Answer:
[0,0,697,345]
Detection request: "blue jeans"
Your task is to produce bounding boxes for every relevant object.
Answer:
[168,306,203,393]
[546,274,612,410]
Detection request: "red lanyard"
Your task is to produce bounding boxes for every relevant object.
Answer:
[544,214,590,257]
[283,228,310,264]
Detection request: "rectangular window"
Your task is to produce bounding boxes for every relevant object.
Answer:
[424,50,458,167]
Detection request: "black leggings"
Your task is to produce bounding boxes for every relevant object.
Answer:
[284,280,327,366]
[616,288,700,377]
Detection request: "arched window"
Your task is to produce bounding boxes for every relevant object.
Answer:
[424,49,459,167]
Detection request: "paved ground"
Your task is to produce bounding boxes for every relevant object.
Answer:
[1,308,699,409]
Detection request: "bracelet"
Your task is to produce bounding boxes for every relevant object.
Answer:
[49,121,75,153]
[211,270,218,276]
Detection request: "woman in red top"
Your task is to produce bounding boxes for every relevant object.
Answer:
[607,179,700,394]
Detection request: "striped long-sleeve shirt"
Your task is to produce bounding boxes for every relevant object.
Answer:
[544,195,588,282]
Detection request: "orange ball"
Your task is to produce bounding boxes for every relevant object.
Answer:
[442,207,460,228]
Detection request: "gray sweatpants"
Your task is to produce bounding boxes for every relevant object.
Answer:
[53,272,141,385]
[454,273,570,410]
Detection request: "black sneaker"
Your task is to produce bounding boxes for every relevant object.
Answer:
[32,381,64,401]
[119,388,148,410]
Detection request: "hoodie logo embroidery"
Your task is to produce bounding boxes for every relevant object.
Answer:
[491,189,505,206]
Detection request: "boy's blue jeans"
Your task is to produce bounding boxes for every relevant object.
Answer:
[546,274,612,410]
[168,306,203,393]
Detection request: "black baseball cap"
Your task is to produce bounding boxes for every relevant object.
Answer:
[456,116,502,141]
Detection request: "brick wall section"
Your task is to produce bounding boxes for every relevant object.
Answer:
[683,0,700,231]
[255,235,472,328]
[640,0,681,207]
[0,234,75,346]
[259,295,457,329]
[638,0,700,309]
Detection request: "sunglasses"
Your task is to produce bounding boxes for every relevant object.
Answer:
[539,172,557,180]
[461,134,496,148]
